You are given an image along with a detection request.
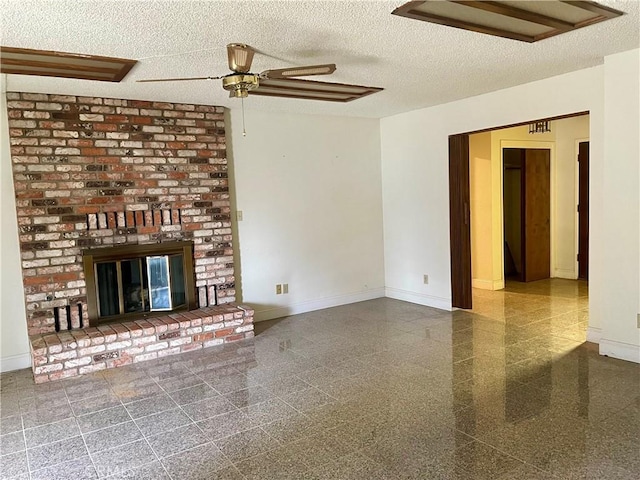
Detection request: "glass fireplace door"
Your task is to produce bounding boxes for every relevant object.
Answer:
[147,255,172,310]
[95,259,151,318]
[96,262,120,317]
[122,258,149,314]
[84,241,196,325]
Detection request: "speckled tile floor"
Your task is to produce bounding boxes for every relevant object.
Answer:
[1,279,639,479]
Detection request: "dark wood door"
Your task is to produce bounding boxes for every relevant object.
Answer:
[449,134,472,309]
[523,149,551,282]
[578,142,589,279]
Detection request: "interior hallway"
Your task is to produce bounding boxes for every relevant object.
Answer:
[1,280,638,479]
[470,278,589,344]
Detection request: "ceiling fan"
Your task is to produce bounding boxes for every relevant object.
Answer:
[137,43,383,103]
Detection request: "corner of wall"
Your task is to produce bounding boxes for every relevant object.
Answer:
[597,48,640,362]
[224,108,243,304]
[1,88,32,371]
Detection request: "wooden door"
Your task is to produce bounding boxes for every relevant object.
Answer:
[523,149,551,282]
[449,134,472,308]
[578,142,589,279]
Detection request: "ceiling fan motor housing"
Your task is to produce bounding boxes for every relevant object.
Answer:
[222,74,259,98]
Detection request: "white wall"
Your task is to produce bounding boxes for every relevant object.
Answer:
[381,52,639,362]
[380,106,454,310]
[0,98,385,370]
[0,80,31,372]
[381,57,640,364]
[554,116,590,278]
[599,49,640,362]
[2,52,637,369]
[229,109,385,321]
[382,66,604,312]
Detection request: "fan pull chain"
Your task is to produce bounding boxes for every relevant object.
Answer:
[241,96,247,137]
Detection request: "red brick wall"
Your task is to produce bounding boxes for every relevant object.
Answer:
[6,93,235,336]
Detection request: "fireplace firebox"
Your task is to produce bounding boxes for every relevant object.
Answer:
[83,241,197,326]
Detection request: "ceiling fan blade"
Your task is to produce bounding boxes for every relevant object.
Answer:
[227,43,255,73]
[250,78,382,103]
[137,75,223,83]
[260,64,336,80]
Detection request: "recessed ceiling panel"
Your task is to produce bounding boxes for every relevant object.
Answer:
[392,1,625,43]
[0,46,137,82]
[412,1,552,37]
[500,1,596,24]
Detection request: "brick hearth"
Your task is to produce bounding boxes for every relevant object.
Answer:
[6,92,254,381]
[29,305,254,383]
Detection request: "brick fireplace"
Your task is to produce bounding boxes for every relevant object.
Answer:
[6,92,253,382]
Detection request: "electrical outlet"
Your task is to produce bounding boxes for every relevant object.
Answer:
[423,274,429,285]
[283,283,288,294]
[236,211,243,221]
[276,284,282,295]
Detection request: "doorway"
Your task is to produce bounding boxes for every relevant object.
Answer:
[503,148,551,282]
[449,112,589,309]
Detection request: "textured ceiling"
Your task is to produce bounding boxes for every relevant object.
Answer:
[1,0,638,118]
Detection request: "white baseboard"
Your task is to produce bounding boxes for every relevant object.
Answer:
[472,279,504,291]
[385,287,452,311]
[553,268,577,279]
[586,326,601,344]
[0,353,32,373]
[599,339,640,364]
[254,288,386,322]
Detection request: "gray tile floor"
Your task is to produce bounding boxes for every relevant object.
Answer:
[1,279,639,479]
